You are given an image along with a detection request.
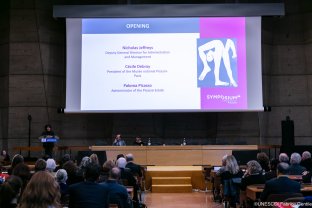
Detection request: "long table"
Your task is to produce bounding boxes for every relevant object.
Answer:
[91,145,268,166]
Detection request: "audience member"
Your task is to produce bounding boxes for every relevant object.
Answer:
[18,171,61,208]
[126,153,142,177]
[301,151,312,171]
[240,160,266,191]
[116,154,125,161]
[0,149,11,165]
[12,163,31,194]
[101,167,130,208]
[69,163,108,208]
[34,158,47,172]
[0,175,23,208]
[55,154,71,171]
[76,156,91,181]
[257,152,270,172]
[113,134,126,146]
[56,169,69,206]
[216,154,227,176]
[220,155,243,207]
[279,153,289,164]
[99,160,115,183]
[90,153,100,166]
[265,158,279,181]
[8,154,24,175]
[63,160,82,185]
[288,152,306,175]
[46,158,57,176]
[260,162,301,201]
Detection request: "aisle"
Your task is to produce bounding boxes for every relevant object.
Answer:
[143,192,223,208]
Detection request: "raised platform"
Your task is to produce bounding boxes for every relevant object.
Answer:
[145,166,205,192]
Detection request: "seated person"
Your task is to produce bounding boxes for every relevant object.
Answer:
[260,162,301,202]
[240,160,266,191]
[125,153,142,178]
[216,154,227,176]
[257,152,270,173]
[69,163,108,208]
[289,152,306,175]
[0,149,10,166]
[279,153,289,164]
[133,137,144,146]
[265,158,279,181]
[113,134,126,146]
[301,151,312,172]
[101,167,130,208]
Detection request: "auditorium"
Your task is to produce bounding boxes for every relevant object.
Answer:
[0,0,312,208]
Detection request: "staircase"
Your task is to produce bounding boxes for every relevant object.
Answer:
[151,176,192,193]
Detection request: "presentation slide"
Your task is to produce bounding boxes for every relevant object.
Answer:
[80,17,248,111]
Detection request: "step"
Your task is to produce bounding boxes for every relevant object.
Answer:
[152,184,193,193]
[152,177,191,185]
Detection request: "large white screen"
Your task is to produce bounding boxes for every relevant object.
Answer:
[66,17,263,112]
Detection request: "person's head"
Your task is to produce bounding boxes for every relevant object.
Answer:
[35,158,47,172]
[109,167,121,180]
[221,154,228,166]
[116,157,127,169]
[84,163,100,182]
[1,149,7,156]
[62,161,78,176]
[277,162,289,175]
[56,169,68,184]
[11,154,24,169]
[44,124,52,132]
[302,151,311,161]
[269,158,279,171]
[126,153,134,162]
[290,152,302,165]
[19,171,60,208]
[246,160,262,175]
[257,152,269,164]
[103,160,115,173]
[59,154,71,166]
[116,154,125,161]
[79,156,91,169]
[90,153,99,165]
[46,158,57,172]
[225,155,240,175]
[135,137,142,142]
[0,175,23,207]
[279,153,289,163]
[116,134,121,140]
[12,163,31,184]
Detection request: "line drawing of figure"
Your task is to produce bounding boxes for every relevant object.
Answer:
[198,39,237,87]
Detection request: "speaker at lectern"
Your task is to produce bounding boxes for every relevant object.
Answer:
[38,135,59,158]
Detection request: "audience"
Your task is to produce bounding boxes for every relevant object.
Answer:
[257,152,270,172]
[90,153,100,166]
[301,151,312,171]
[240,160,265,191]
[69,163,108,208]
[63,160,82,185]
[126,153,142,178]
[260,162,301,201]
[76,156,91,180]
[0,175,23,208]
[18,171,61,208]
[288,152,306,175]
[216,154,227,176]
[12,163,31,194]
[101,167,130,208]
[99,160,115,183]
[46,158,57,177]
[55,154,71,172]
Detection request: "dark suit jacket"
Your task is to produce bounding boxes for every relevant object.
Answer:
[69,181,108,208]
[101,180,130,208]
[301,158,312,171]
[126,162,142,177]
[288,164,306,175]
[240,173,266,191]
[260,176,301,201]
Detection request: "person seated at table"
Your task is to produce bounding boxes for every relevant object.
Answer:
[301,151,312,172]
[240,160,266,191]
[257,152,270,173]
[288,152,306,175]
[279,152,290,164]
[113,134,126,146]
[265,158,279,181]
[220,155,244,207]
[133,137,144,146]
[260,162,301,202]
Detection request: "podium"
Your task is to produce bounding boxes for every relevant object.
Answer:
[40,137,58,143]
[39,136,59,157]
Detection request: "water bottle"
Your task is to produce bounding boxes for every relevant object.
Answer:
[148,138,151,146]
[183,138,186,146]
